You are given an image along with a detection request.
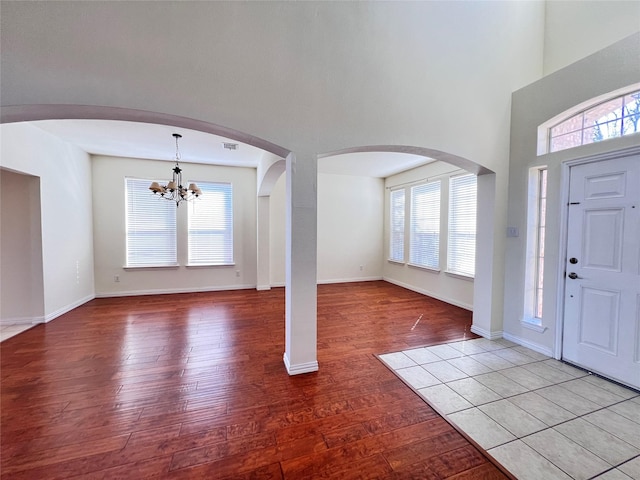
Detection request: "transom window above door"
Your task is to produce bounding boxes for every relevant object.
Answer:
[538,85,640,155]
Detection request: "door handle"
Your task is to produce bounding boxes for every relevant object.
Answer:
[568,272,582,279]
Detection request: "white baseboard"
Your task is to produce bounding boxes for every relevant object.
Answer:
[382,277,473,311]
[502,332,554,357]
[44,294,95,323]
[0,316,45,326]
[256,285,272,291]
[95,284,256,298]
[283,352,319,376]
[267,278,381,289]
[470,325,503,340]
[317,276,383,285]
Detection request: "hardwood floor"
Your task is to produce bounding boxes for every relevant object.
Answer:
[1,281,508,479]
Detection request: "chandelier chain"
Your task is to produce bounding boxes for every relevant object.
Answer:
[174,133,181,162]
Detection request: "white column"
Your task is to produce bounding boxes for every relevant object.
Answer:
[283,151,318,375]
[256,195,271,291]
[471,172,504,338]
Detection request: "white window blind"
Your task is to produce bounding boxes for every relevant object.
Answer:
[188,181,233,265]
[410,181,440,269]
[125,178,177,267]
[448,174,477,277]
[389,189,405,262]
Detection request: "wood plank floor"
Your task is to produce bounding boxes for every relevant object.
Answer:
[1,281,508,479]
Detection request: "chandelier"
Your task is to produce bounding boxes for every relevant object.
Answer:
[149,133,202,206]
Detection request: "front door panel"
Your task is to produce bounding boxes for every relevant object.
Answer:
[562,155,640,390]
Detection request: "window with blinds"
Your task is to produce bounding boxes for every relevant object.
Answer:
[389,189,405,262]
[409,181,440,269]
[125,178,177,267]
[188,181,233,265]
[448,174,477,277]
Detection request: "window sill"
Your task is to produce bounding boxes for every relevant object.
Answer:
[408,263,440,273]
[521,317,547,333]
[186,263,235,268]
[387,259,405,265]
[445,271,474,281]
[123,264,179,270]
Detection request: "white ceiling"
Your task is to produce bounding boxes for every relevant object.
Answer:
[31,119,435,178]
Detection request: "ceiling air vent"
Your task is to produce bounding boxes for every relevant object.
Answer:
[222,142,239,151]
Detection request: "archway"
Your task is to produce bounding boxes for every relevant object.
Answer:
[316,145,499,340]
[1,105,319,376]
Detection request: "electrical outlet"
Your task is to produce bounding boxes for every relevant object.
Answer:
[359,265,364,271]
[114,275,120,282]
[235,270,240,277]
[507,227,519,238]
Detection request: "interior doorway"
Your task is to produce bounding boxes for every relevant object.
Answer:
[0,168,45,325]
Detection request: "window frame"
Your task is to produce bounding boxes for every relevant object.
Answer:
[408,180,441,271]
[187,181,234,266]
[538,84,640,156]
[533,168,547,320]
[522,166,548,332]
[389,188,406,263]
[447,173,477,278]
[124,177,178,268]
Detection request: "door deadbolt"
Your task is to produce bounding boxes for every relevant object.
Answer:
[568,272,580,279]
[569,257,578,264]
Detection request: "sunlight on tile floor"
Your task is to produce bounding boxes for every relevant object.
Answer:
[379,338,640,480]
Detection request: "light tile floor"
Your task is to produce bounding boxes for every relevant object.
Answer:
[1,323,34,342]
[379,338,640,480]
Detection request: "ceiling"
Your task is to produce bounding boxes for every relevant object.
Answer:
[31,119,435,178]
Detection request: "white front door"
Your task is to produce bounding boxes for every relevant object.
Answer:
[562,154,640,390]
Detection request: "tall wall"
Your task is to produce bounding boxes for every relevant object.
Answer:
[506,33,640,355]
[543,1,640,75]
[92,155,257,296]
[0,123,94,320]
[270,172,384,286]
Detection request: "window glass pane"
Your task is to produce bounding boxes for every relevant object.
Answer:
[534,168,547,319]
[188,182,233,265]
[448,174,476,277]
[623,112,640,135]
[583,120,622,145]
[550,131,582,152]
[623,92,640,135]
[584,98,623,128]
[409,181,440,269]
[389,189,405,262]
[125,178,177,267]
[550,116,583,137]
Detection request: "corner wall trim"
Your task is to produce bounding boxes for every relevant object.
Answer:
[470,325,503,340]
[283,352,319,376]
[0,316,45,326]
